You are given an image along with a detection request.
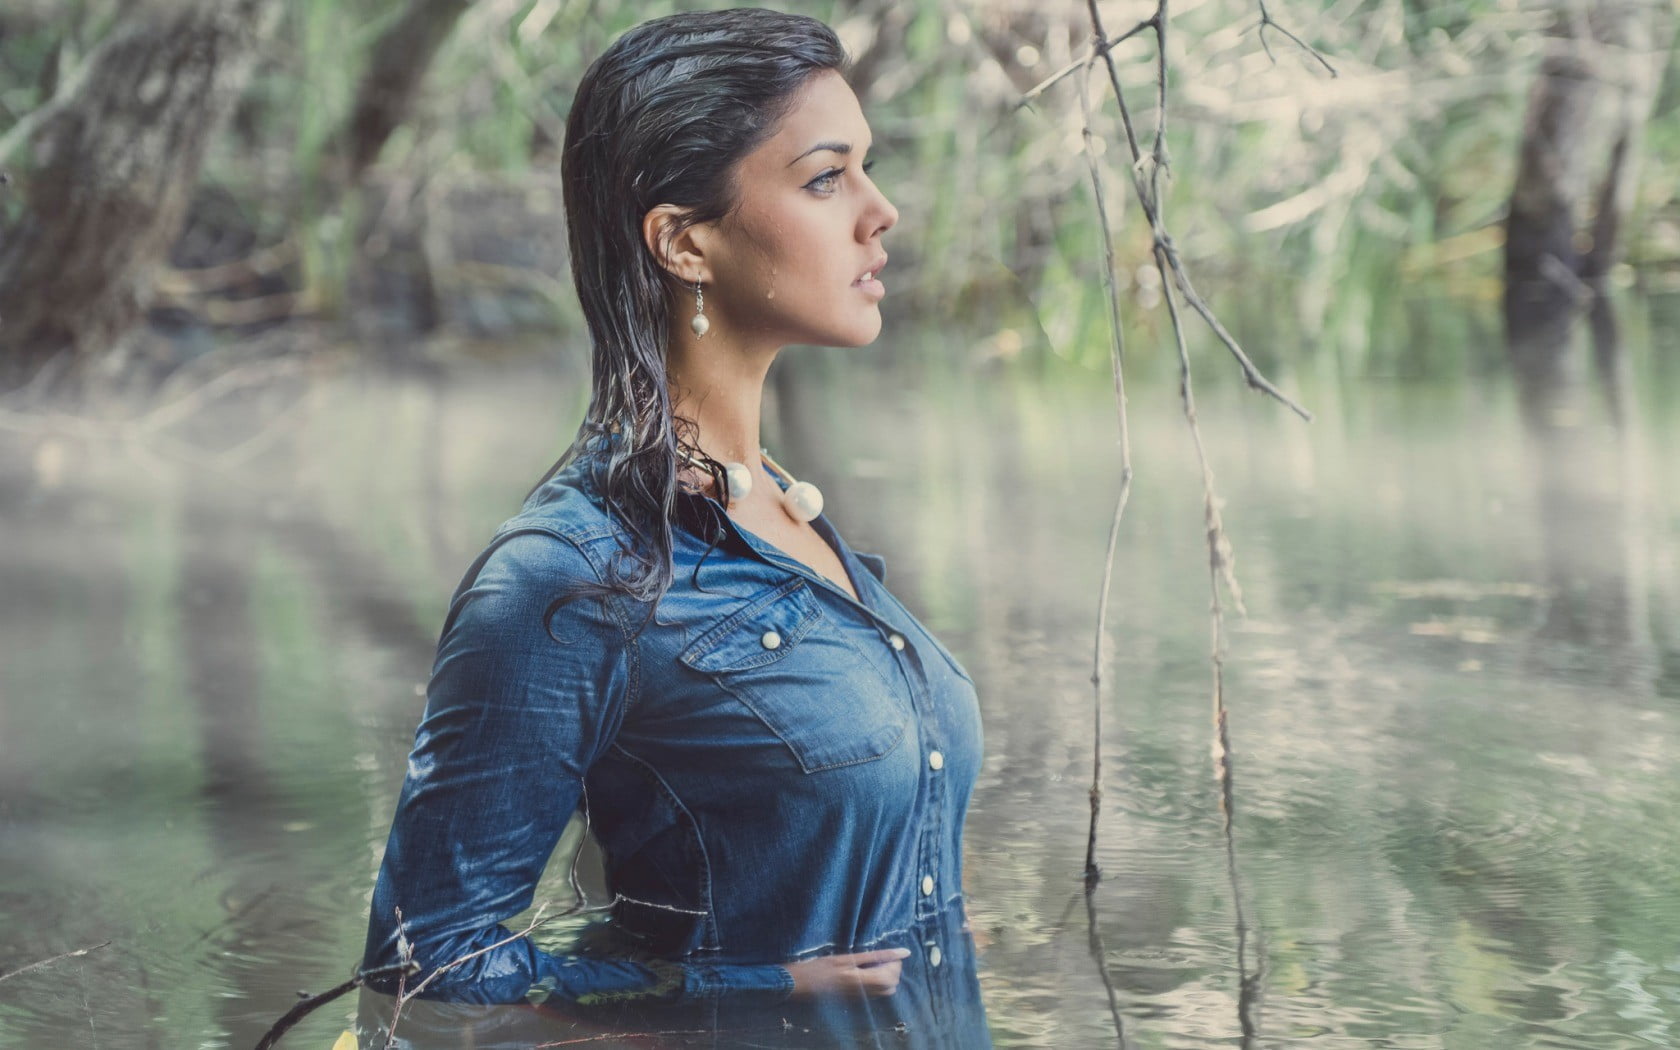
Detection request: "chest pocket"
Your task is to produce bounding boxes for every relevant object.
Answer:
[680,578,908,773]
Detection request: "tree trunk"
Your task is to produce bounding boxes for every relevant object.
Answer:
[0,0,282,397]
[340,0,474,185]
[1503,0,1669,349]
[1504,1,1669,686]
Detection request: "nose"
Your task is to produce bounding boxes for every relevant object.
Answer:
[864,182,898,240]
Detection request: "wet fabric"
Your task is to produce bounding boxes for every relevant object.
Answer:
[354,909,988,1049]
[361,434,985,1019]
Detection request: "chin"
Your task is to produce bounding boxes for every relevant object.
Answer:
[796,307,883,349]
[836,314,885,348]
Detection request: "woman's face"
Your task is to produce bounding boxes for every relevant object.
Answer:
[679,69,899,349]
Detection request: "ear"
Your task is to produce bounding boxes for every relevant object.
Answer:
[642,204,713,285]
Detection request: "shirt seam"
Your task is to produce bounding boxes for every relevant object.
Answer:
[565,531,644,717]
[607,743,720,952]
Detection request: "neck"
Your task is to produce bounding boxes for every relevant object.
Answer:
[665,317,782,467]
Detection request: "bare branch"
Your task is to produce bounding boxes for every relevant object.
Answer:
[1074,0,1315,421]
[1253,0,1338,78]
[1060,3,1324,1042]
[1073,36,1136,894]
[1015,19,1154,113]
[1158,236,1313,421]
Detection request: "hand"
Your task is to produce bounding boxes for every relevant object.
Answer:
[782,948,911,998]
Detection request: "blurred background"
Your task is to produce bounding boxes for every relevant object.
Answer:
[2,0,1678,1047]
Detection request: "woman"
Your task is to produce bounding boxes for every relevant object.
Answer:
[362,7,984,1018]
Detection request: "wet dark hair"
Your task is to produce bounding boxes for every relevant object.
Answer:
[528,7,850,626]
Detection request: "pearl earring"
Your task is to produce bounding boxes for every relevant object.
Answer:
[690,278,710,337]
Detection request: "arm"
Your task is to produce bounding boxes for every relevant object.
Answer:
[361,529,791,1006]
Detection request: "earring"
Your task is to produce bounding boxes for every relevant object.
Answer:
[690,278,710,337]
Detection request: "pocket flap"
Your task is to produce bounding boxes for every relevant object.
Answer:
[679,579,822,673]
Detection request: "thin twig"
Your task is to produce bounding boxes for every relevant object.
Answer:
[385,904,559,1047]
[1082,1,1313,422]
[1130,3,1265,1043]
[1015,20,1154,112]
[1157,237,1312,420]
[251,962,413,1050]
[1253,0,1338,77]
[405,904,554,1002]
[535,1032,715,1047]
[1059,0,1324,1041]
[0,940,111,984]
[1073,38,1135,892]
[382,907,416,1050]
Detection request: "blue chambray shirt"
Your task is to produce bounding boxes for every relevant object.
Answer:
[362,436,984,1008]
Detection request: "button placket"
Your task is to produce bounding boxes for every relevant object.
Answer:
[702,492,963,929]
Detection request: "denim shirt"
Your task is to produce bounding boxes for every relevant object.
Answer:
[362,440,984,1007]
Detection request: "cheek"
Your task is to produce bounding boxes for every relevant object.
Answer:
[725,202,855,313]
[753,209,845,289]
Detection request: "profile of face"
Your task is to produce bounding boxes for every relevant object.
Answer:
[648,68,899,351]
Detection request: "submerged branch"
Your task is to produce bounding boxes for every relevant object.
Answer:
[252,962,414,1050]
[1084,886,1130,1050]
[0,941,111,984]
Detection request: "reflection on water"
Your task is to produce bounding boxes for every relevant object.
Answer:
[1509,288,1656,687]
[2,306,1679,1047]
[350,910,987,1049]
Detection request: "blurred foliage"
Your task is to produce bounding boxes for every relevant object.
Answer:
[0,0,1676,382]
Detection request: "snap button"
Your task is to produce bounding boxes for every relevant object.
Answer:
[928,750,945,771]
[761,630,782,650]
[920,874,934,896]
[928,944,942,968]
[888,633,906,651]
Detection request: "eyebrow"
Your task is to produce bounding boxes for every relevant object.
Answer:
[787,139,871,167]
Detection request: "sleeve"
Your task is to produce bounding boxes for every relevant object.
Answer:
[361,529,793,1006]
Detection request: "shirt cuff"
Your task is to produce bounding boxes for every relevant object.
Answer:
[681,962,796,1002]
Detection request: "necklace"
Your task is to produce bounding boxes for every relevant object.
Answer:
[679,445,825,523]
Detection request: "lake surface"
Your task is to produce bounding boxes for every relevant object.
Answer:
[2,305,1678,1048]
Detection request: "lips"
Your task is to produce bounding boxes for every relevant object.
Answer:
[852,253,889,286]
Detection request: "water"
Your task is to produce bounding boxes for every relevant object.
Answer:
[2,310,1678,1048]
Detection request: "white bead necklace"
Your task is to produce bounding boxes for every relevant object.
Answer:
[679,445,824,523]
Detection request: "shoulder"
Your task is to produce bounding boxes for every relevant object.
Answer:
[504,452,633,553]
[447,528,616,644]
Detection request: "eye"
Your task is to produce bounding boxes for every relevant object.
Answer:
[807,158,877,194]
